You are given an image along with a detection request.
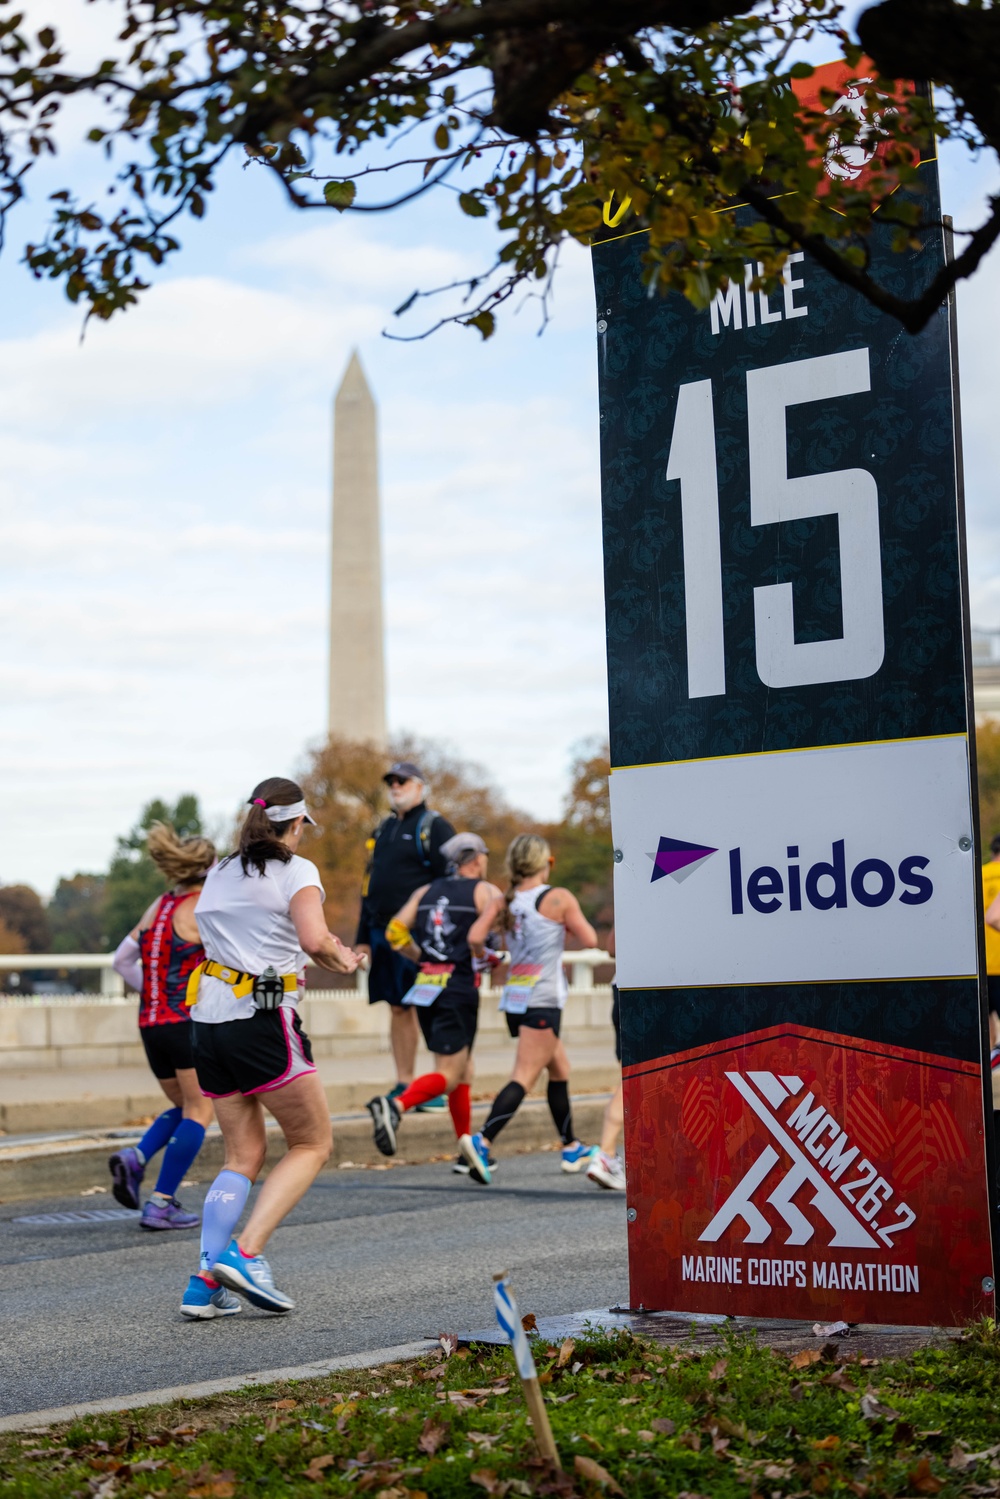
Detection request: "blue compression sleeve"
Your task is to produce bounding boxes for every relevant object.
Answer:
[154,1118,206,1198]
[136,1106,182,1166]
[199,1170,252,1275]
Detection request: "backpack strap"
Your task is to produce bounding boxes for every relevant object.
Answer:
[415,808,441,868]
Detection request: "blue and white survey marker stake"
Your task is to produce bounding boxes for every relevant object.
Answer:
[493,1272,561,1469]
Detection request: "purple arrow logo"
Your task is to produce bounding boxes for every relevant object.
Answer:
[649,836,718,884]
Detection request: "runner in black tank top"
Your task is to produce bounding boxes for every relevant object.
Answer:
[366,834,502,1169]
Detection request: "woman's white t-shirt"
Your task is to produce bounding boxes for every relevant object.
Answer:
[191,854,325,1024]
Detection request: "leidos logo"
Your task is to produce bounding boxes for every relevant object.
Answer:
[729,840,933,915]
[700,1070,916,1252]
[648,836,718,884]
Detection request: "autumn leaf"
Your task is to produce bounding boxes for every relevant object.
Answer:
[471,1472,511,1496]
[637,1430,655,1443]
[789,1348,822,1371]
[417,1418,449,1456]
[650,1418,675,1435]
[187,1473,236,1499]
[304,1453,335,1481]
[556,1338,576,1369]
[438,1332,459,1358]
[323,179,356,211]
[573,1455,624,1494]
[811,1435,841,1450]
[521,1313,537,1332]
[860,1390,900,1421]
[272,1399,297,1410]
[708,1358,727,1381]
[907,1457,945,1494]
[677,1432,702,1452]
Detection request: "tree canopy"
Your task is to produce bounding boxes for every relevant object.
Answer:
[0,0,994,335]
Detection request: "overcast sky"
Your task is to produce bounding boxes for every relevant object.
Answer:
[0,25,998,895]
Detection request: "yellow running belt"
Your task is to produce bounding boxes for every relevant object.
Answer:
[185,960,298,1007]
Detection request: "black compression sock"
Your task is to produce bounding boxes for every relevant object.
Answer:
[547,1080,574,1146]
[483,1081,526,1143]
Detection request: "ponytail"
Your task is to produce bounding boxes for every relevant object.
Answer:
[500,834,552,932]
[235,776,304,877]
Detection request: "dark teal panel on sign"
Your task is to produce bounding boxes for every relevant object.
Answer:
[593,174,966,770]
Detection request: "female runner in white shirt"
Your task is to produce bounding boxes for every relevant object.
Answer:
[179,776,362,1320]
[465,834,598,1184]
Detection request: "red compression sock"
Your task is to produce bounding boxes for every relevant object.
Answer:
[397,1072,447,1112]
[449,1084,471,1139]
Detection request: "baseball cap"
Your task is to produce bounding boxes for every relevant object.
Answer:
[441,832,489,864]
[383,761,425,784]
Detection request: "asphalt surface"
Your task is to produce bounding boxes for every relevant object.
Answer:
[2,1153,628,1418]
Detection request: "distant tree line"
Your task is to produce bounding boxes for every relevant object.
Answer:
[0,739,613,990]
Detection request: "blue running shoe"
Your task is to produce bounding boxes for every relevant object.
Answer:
[211,1240,295,1313]
[141,1195,199,1231]
[180,1275,242,1320]
[108,1146,144,1210]
[561,1141,599,1174]
[414,1094,447,1113]
[458,1132,492,1185]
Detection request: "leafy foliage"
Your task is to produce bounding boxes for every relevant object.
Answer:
[47,873,109,954]
[0,882,50,952]
[103,793,205,944]
[0,1,993,333]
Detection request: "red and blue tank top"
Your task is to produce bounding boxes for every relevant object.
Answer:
[138,891,204,1027]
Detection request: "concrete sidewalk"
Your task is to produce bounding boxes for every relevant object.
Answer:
[0,1039,620,1134]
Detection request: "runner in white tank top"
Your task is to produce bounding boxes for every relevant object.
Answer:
[464,834,598,1184]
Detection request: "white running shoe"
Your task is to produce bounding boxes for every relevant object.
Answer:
[587,1151,626,1191]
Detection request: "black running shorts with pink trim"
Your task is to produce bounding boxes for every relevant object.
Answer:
[192,1007,316,1098]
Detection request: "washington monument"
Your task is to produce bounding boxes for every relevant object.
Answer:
[328,350,387,746]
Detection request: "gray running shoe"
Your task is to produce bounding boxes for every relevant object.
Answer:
[367,1094,401,1156]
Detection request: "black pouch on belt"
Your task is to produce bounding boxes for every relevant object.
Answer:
[253,966,284,1011]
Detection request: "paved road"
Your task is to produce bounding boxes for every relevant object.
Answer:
[2,1154,628,1418]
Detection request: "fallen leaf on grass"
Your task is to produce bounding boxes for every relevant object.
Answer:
[677,1432,702,1452]
[576,1433,604,1452]
[790,1349,823,1371]
[91,1481,118,1499]
[438,1333,459,1358]
[419,1365,447,1382]
[763,1462,795,1480]
[860,1391,900,1421]
[573,1455,624,1494]
[708,1358,727,1381]
[470,1471,511,1496]
[948,1442,1000,1470]
[187,1471,236,1499]
[468,1433,499,1450]
[556,1338,576,1369]
[907,1457,945,1494]
[272,1400,297,1410]
[303,1454,335,1481]
[822,1368,858,1393]
[617,1397,640,1406]
[811,1436,841,1451]
[650,1418,675,1436]
[521,1314,537,1332]
[637,1431,655,1443]
[675,1492,711,1499]
[417,1419,449,1456]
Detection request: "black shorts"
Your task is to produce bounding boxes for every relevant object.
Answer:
[611,985,621,1063]
[505,1008,562,1038]
[987,975,1000,1015]
[416,993,479,1057]
[192,1008,316,1098]
[141,1020,195,1079]
[368,925,418,1007]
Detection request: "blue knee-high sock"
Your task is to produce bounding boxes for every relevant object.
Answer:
[136,1107,182,1166]
[153,1118,206,1198]
[199,1170,252,1276]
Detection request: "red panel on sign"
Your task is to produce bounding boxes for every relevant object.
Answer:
[624,1025,993,1325]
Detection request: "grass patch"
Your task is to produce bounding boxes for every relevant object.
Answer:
[3,1323,1000,1497]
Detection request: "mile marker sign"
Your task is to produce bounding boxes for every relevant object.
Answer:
[593,63,996,1324]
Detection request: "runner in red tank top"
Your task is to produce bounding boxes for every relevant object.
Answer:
[107,823,219,1235]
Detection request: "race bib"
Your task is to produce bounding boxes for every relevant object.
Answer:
[402,964,454,1007]
[500,964,543,1015]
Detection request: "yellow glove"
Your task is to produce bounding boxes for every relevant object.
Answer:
[386,918,412,952]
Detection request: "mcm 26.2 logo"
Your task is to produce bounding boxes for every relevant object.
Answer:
[650,834,933,915]
[700,1069,916,1253]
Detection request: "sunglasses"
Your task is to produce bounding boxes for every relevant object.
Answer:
[386,777,412,788]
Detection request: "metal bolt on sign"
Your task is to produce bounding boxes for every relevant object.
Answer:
[627,1207,637,1221]
[614,849,623,863]
[983,1277,996,1293]
[958,835,973,851]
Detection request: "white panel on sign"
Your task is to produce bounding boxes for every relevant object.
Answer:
[610,736,978,988]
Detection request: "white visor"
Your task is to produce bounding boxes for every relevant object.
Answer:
[261,799,316,826]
